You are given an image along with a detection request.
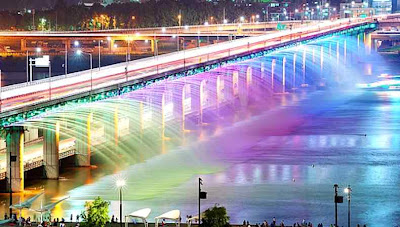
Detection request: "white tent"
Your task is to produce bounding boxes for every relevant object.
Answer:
[155,210,181,227]
[186,212,205,227]
[124,208,151,227]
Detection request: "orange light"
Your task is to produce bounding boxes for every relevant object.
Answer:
[131,16,136,20]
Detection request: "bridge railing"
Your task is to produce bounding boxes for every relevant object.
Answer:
[0,17,376,113]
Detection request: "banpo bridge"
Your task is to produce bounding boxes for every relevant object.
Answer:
[0,15,391,192]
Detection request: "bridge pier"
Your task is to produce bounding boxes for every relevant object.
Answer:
[75,112,92,167]
[292,53,296,89]
[20,39,27,52]
[282,57,286,93]
[302,49,307,86]
[271,59,276,92]
[6,126,24,192]
[43,122,60,179]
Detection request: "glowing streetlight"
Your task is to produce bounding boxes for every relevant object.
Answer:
[344,185,352,227]
[240,16,245,22]
[116,179,126,227]
[74,40,79,47]
[325,2,330,8]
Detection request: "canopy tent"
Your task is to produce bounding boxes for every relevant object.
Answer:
[155,210,181,227]
[187,212,205,227]
[10,191,44,217]
[124,208,151,227]
[31,196,69,222]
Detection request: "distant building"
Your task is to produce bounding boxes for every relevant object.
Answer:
[366,0,398,13]
[340,1,375,17]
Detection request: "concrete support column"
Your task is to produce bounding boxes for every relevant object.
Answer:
[293,53,296,88]
[75,113,92,167]
[282,57,286,93]
[150,39,155,53]
[6,126,24,192]
[20,39,27,51]
[271,59,276,92]
[43,122,60,179]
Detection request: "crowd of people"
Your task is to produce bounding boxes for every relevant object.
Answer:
[241,218,368,227]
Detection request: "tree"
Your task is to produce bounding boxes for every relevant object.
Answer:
[201,205,230,227]
[80,197,110,227]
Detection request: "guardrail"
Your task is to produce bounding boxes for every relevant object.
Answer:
[0,146,76,180]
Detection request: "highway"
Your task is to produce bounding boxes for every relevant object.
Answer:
[0,21,314,38]
[0,17,380,115]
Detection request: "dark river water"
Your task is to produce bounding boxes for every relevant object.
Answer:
[0,36,399,226]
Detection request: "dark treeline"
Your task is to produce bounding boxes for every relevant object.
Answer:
[0,0,266,31]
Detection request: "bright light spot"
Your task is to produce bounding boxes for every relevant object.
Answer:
[114,44,118,48]
[184,25,189,30]
[145,40,149,43]
[223,19,228,24]
[256,14,260,19]
[135,32,140,36]
[74,41,79,47]
[344,187,351,194]
[107,36,111,41]
[204,21,209,26]
[161,27,166,33]
[36,47,41,53]
[240,16,245,22]
[325,2,329,7]
[116,179,126,188]
[172,34,176,38]
[76,49,82,55]
[295,9,299,13]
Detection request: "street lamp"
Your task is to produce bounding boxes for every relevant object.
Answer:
[344,185,352,227]
[76,49,93,92]
[74,40,80,47]
[116,179,126,227]
[26,47,42,83]
[94,40,103,70]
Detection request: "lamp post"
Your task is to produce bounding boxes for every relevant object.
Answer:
[76,49,93,92]
[344,185,352,227]
[26,47,42,83]
[116,179,126,227]
[94,40,103,70]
